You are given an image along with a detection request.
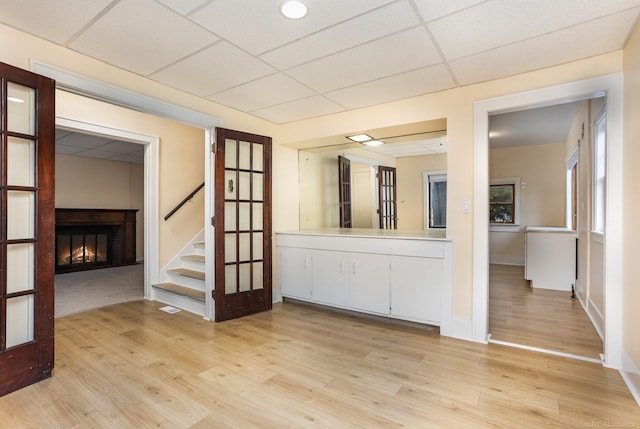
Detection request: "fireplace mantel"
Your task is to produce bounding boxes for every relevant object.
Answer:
[55,208,138,273]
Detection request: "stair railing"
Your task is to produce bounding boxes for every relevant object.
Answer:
[164,182,205,221]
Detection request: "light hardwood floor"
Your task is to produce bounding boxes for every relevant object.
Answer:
[1,299,638,428]
[489,264,603,360]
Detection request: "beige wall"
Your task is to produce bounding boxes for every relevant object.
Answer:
[489,143,566,265]
[623,22,640,371]
[396,153,447,230]
[56,154,145,260]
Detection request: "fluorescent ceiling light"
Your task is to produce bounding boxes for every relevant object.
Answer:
[281,1,307,19]
[347,133,373,143]
[8,96,24,103]
[361,140,384,147]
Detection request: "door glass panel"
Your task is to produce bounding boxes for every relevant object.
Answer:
[253,262,264,290]
[7,191,35,240]
[7,244,35,293]
[252,233,263,260]
[7,82,35,135]
[239,264,251,292]
[252,143,263,171]
[239,203,250,230]
[239,233,251,261]
[253,173,263,200]
[72,234,84,264]
[6,295,35,348]
[96,234,108,263]
[225,171,237,199]
[253,203,263,230]
[238,172,250,200]
[57,233,71,266]
[225,139,237,168]
[238,140,251,170]
[225,265,237,294]
[225,202,237,231]
[225,234,237,263]
[7,137,35,187]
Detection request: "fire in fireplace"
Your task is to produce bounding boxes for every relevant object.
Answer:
[56,230,110,267]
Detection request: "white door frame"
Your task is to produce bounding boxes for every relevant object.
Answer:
[32,61,223,320]
[55,117,159,299]
[472,73,623,369]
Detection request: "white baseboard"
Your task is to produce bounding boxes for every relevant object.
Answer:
[621,349,640,408]
[451,317,475,342]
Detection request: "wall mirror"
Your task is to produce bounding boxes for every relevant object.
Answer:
[294,119,447,232]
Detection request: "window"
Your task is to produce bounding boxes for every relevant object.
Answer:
[593,108,606,235]
[425,172,447,228]
[489,177,520,232]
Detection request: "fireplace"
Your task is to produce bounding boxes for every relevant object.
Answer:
[55,209,138,274]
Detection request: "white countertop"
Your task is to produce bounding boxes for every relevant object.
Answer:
[525,226,576,234]
[276,228,449,241]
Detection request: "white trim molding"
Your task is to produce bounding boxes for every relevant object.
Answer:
[621,350,640,408]
[473,74,623,372]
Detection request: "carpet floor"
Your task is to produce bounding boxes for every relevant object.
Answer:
[54,263,144,318]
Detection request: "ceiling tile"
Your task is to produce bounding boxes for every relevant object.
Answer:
[208,74,315,112]
[56,132,115,149]
[69,0,218,75]
[260,1,420,70]
[0,0,112,44]
[251,96,345,124]
[55,144,85,155]
[151,42,276,96]
[155,0,210,16]
[429,0,640,60]
[287,27,442,93]
[412,0,486,22]
[450,9,640,85]
[72,149,118,159]
[190,0,395,55]
[325,65,455,110]
[98,141,143,153]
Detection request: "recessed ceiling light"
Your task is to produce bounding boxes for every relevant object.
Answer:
[8,96,24,103]
[281,1,307,19]
[347,133,373,143]
[361,140,384,147]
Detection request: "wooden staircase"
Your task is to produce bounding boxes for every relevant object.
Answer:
[152,240,208,317]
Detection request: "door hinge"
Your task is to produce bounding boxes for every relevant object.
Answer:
[212,290,215,298]
[211,143,216,153]
[211,216,215,227]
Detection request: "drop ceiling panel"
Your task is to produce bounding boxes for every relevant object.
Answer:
[412,0,487,22]
[287,27,442,93]
[326,64,455,110]
[251,96,345,124]
[451,9,639,85]
[98,140,143,154]
[69,0,218,75]
[151,42,276,96]
[156,0,210,16]
[189,0,395,55]
[259,1,420,70]
[429,0,640,60]
[208,74,315,112]
[0,0,112,44]
[56,131,115,149]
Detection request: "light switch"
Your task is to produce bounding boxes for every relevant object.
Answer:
[462,200,471,213]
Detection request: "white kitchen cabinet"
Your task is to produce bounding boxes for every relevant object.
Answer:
[349,253,390,315]
[311,249,349,307]
[525,226,576,291]
[276,229,453,336]
[278,246,312,300]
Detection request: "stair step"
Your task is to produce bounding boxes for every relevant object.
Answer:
[193,241,205,249]
[182,254,205,262]
[153,282,205,302]
[168,267,205,280]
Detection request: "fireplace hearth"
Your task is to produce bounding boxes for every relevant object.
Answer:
[55,209,138,274]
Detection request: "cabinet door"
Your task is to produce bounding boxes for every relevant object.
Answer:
[278,247,312,299]
[391,256,442,324]
[312,249,349,307]
[349,253,390,314]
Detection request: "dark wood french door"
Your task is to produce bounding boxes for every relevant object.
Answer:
[378,166,397,229]
[0,62,55,396]
[338,155,352,228]
[214,128,272,322]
